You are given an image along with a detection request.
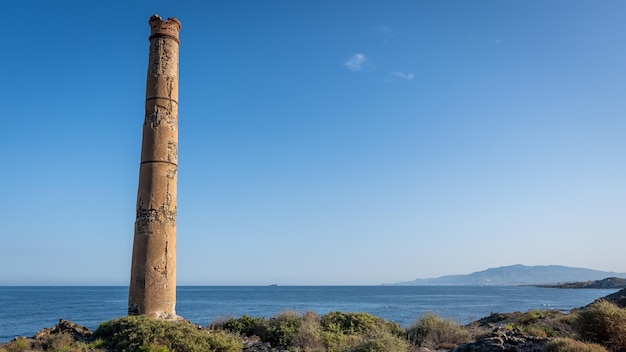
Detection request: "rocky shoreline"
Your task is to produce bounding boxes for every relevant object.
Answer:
[0,318,567,352]
[538,277,626,290]
[3,288,625,352]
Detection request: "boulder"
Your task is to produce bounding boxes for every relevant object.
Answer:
[453,327,549,352]
[602,288,626,308]
[33,319,93,343]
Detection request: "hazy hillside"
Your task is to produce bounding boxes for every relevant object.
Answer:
[396,264,626,286]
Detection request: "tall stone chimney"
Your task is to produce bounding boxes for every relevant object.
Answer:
[128,14,181,319]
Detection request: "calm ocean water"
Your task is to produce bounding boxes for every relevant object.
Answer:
[0,286,617,342]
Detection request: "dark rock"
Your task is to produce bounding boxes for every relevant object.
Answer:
[453,327,549,352]
[473,312,510,327]
[242,335,289,352]
[33,319,93,343]
[601,288,626,308]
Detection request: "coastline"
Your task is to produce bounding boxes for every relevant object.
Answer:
[2,288,625,352]
[1,285,620,340]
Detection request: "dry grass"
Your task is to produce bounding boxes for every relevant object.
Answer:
[575,300,626,352]
[406,313,472,350]
[543,337,608,352]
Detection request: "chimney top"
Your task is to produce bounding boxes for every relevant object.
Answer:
[149,14,181,43]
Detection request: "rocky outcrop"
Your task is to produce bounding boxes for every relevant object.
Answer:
[0,320,95,352]
[602,288,626,308]
[453,327,549,352]
[33,319,93,342]
[539,277,626,289]
[241,335,290,352]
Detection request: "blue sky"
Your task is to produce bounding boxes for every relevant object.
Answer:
[1,1,625,285]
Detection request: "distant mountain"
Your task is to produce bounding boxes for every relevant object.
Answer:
[396,265,626,286]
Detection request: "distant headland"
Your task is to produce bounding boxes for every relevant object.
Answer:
[395,264,626,286]
[538,277,626,289]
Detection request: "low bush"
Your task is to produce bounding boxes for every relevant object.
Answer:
[265,311,302,347]
[94,315,242,352]
[575,300,626,351]
[139,345,169,352]
[351,330,408,352]
[3,338,30,352]
[522,324,552,338]
[88,339,107,349]
[220,311,310,348]
[406,313,472,350]
[318,311,406,352]
[41,332,75,351]
[0,333,106,352]
[219,314,266,337]
[320,311,402,336]
[543,337,608,352]
[291,311,324,351]
[518,310,544,325]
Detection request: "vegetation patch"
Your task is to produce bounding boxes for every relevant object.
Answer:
[406,313,472,350]
[575,300,626,352]
[3,301,626,352]
[94,315,242,352]
[543,337,608,352]
[219,310,406,351]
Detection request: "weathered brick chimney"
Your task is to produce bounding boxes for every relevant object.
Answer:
[128,14,181,319]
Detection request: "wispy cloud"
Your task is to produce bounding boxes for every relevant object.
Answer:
[345,53,368,71]
[391,72,415,80]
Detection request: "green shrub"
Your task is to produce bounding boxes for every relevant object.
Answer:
[518,310,544,324]
[94,315,242,352]
[139,345,169,352]
[321,331,363,352]
[87,339,106,349]
[320,312,400,336]
[406,313,472,350]
[318,312,405,352]
[214,311,410,351]
[543,337,608,352]
[264,311,302,347]
[522,324,559,338]
[219,314,267,337]
[575,300,626,351]
[350,330,408,352]
[204,331,245,352]
[218,311,326,349]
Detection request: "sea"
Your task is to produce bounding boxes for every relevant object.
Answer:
[0,285,618,342]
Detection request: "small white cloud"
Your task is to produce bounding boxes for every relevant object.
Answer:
[345,53,367,71]
[391,72,414,80]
